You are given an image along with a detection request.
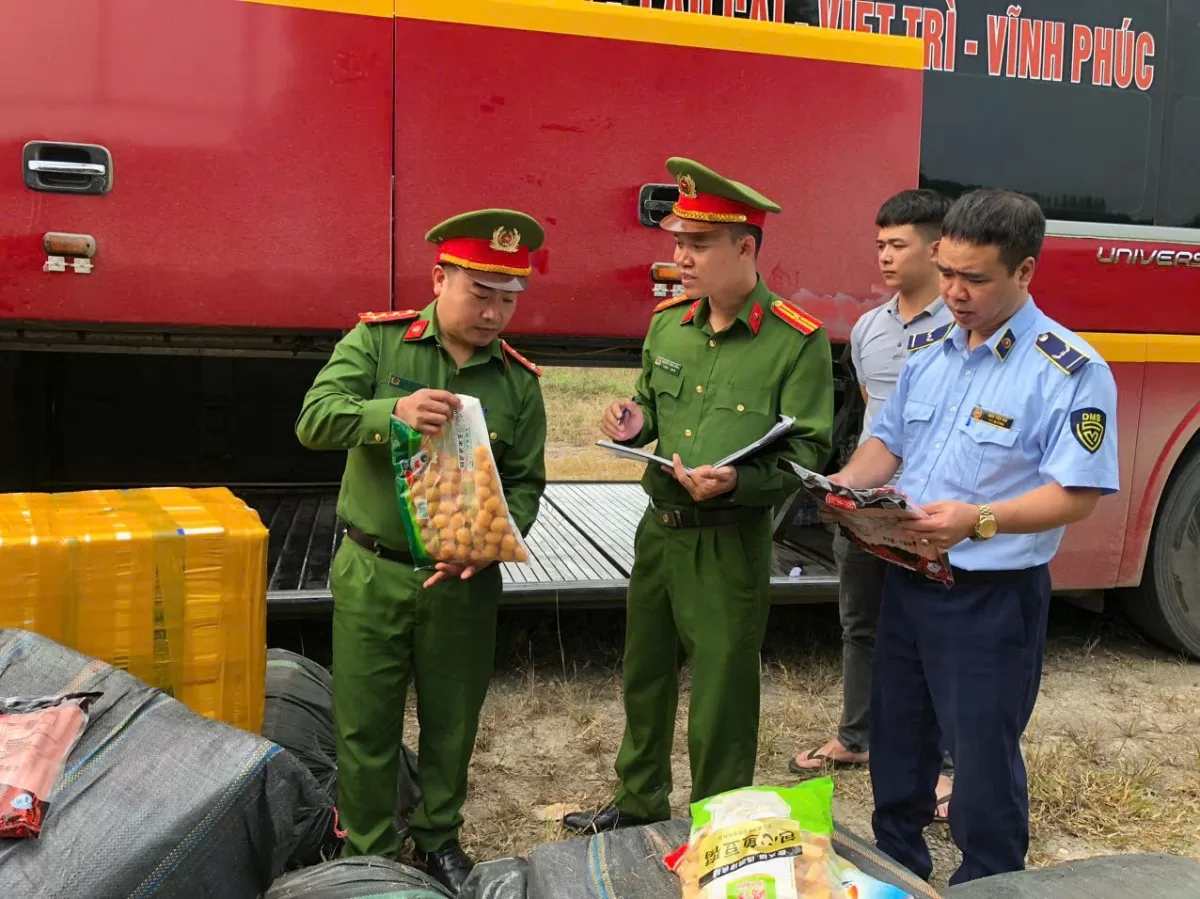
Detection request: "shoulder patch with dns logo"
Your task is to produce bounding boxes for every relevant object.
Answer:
[1070,407,1106,454]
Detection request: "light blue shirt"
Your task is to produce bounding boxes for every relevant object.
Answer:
[868,297,1120,571]
[850,294,954,487]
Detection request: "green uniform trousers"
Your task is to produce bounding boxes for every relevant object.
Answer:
[613,507,773,820]
[330,537,500,858]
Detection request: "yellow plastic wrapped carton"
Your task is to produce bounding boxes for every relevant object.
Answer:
[0,486,267,732]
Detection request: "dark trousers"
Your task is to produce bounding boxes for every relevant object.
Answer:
[869,563,1051,886]
[834,530,953,775]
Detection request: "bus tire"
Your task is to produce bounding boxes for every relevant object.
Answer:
[1121,449,1200,659]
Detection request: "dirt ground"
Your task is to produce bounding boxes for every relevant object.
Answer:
[425,603,1200,887]
[409,367,1200,885]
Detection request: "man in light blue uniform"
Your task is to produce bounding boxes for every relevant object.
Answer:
[826,189,1119,886]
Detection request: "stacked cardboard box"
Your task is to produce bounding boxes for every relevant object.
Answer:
[0,486,267,732]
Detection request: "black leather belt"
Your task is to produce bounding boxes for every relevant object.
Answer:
[648,502,763,529]
[345,526,414,565]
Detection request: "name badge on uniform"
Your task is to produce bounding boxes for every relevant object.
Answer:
[389,375,427,392]
[653,356,682,376]
[971,407,1013,429]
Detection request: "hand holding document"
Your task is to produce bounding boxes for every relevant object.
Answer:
[778,460,955,586]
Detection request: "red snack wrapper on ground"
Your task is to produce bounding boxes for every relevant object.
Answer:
[0,691,101,839]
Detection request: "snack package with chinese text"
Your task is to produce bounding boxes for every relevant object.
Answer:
[0,691,102,838]
[390,394,530,570]
[673,778,847,899]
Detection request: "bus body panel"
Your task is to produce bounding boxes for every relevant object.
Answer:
[1116,364,1200,585]
[0,0,393,330]
[391,5,924,341]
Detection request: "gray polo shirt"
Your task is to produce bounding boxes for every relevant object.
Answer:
[852,295,953,476]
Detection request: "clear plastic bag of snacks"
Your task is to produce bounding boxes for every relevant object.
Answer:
[668,778,850,899]
[390,394,530,570]
[0,691,102,839]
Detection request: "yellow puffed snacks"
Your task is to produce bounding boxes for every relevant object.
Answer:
[391,394,531,569]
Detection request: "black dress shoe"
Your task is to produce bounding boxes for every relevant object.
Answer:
[418,841,475,896]
[561,805,656,833]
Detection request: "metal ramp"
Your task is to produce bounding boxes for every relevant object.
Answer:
[243,483,838,619]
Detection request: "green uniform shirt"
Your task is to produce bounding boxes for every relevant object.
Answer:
[296,301,547,551]
[624,276,833,509]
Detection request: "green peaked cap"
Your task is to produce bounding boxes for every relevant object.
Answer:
[425,208,545,252]
[665,157,782,214]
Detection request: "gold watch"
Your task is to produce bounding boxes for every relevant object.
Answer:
[972,504,998,540]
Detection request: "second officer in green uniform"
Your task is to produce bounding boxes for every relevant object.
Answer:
[566,158,834,832]
[296,209,548,894]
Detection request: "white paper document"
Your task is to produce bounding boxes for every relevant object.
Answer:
[596,415,796,473]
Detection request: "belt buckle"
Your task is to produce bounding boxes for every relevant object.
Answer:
[659,508,683,528]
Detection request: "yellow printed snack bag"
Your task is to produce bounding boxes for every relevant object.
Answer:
[675,778,847,899]
[391,394,530,569]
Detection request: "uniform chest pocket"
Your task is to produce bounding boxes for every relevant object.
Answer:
[650,366,683,400]
[711,385,774,438]
[483,410,517,460]
[898,399,936,457]
[649,367,684,431]
[949,420,1020,491]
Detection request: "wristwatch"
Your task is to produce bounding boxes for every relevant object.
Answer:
[972,504,998,540]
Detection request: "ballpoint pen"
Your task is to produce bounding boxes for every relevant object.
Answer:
[618,397,635,428]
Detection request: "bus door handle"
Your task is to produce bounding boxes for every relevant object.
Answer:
[638,183,679,227]
[23,141,113,195]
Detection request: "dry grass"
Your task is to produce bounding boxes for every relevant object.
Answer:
[540,366,641,482]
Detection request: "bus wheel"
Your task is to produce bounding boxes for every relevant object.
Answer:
[1122,450,1200,659]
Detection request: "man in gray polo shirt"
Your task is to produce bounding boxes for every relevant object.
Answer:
[790,189,956,820]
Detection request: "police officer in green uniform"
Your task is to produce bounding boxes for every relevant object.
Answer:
[565,158,834,833]
[296,209,548,894]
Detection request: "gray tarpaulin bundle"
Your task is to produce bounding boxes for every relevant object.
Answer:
[264,856,451,898]
[942,853,1200,898]
[262,648,421,866]
[261,853,529,898]
[460,858,529,899]
[264,856,531,899]
[0,629,330,898]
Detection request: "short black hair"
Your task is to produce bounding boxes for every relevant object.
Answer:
[875,189,951,242]
[941,189,1046,273]
[727,223,764,257]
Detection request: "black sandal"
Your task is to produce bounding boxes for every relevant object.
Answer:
[787,746,869,775]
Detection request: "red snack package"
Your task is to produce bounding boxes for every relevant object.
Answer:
[0,692,101,838]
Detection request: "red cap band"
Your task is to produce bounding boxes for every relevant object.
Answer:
[434,236,531,276]
[672,192,767,228]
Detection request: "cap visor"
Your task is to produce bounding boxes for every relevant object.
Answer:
[465,269,528,292]
[659,214,721,234]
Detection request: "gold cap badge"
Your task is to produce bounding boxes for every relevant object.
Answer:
[677,173,697,199]
[490,226,521,253]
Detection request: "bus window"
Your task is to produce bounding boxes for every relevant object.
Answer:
[1158,0,1200,227]
[912,0,1169,225]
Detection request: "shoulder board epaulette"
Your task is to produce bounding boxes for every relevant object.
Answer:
[653,294,693,314]
[770,299,822,335]
[1035,332,1089,374]
[357,309,420,324]
[907,322,954,352]
[501,340,542,377]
